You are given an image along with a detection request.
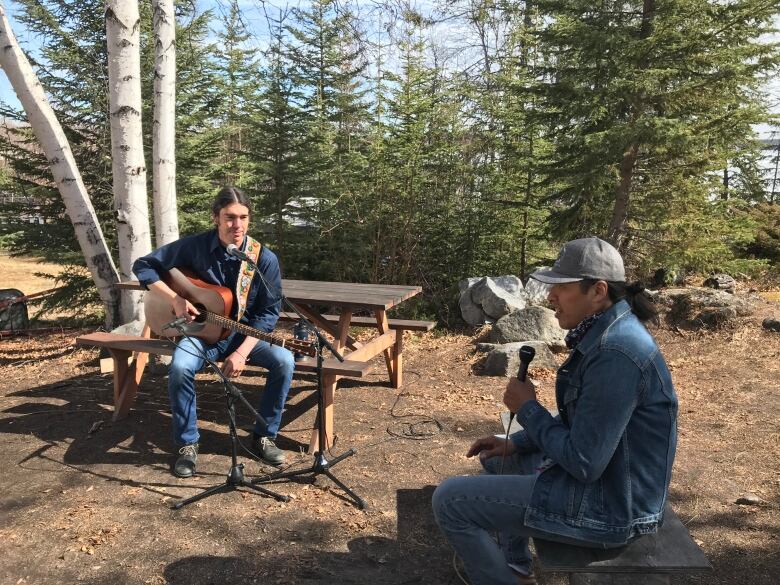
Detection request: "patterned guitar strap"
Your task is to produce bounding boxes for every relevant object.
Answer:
[235,237,262,322]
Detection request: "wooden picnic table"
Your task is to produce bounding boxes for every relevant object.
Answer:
[280,280,423,450]
[115,278,426,450]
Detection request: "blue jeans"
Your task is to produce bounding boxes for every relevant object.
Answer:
[432,450,606,585]
[167,332,295,446]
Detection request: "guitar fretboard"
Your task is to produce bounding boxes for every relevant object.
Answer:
[203,310,315,356]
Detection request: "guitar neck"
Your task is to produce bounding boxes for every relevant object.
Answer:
[202,310,314,356]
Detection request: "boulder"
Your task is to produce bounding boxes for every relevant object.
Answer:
[762,317,780,332]
[480,341,559,376]
[458,277,483,295]
[458,288,487,326]
[490,306,567,350]
[523,276,552,306]
[111,319,145,336]
[0,288,29,331]
[703,273,736,293]
[470,277,526,320]
[655,287,755,329]
[458,276,526,325]
[491,275,524,297]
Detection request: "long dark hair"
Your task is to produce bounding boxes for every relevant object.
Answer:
[580,279,658,324]
[212,186,252,217]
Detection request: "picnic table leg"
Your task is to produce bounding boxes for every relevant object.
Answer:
[109,348,136,421]
[393,329,403,388]
[308,310,352,452]
[375,309,400,388]
[309,372,337,453]
[109,322,151,422]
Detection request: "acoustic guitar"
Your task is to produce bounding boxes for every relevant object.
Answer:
[143,267,316,357]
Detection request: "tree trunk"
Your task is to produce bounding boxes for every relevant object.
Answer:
[106,1,152,323]
[607,0,654,250]
[151,0,179,246]
[0,3,122,328]
[607,142,639,249]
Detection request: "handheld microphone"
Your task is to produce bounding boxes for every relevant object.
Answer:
[499,344,537,476]
[163,316,189,330]
[516,345,536,383]
[509,345,536,417]
[226,243,250,262]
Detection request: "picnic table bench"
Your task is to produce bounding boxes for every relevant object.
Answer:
[534,504,712,584]
[76,279,433,452]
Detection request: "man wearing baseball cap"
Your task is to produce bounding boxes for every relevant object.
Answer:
[433,237,678,585]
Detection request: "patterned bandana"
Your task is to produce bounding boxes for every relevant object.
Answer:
[565,311,605,349]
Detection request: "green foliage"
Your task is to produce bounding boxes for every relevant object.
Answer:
[535,0,780,272]
[740,203,780,266]
[1,0,778,324]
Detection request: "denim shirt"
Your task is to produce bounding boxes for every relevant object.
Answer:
[132,230,282,334]
[512,300,678,544]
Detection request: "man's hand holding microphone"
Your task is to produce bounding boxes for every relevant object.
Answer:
[467,346,536,462]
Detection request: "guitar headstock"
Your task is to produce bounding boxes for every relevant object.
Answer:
[287,337,317,357]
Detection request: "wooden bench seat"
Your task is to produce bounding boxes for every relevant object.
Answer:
[534,505,712,584]
[278,311,435,332]
[75,331,373,429]
[75,332,373,377]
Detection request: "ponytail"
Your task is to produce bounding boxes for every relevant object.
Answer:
[580,279,658,324]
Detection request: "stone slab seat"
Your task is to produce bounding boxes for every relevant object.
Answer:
[75,332,373,377]
[278,311,435,332]
[533,504,712,585]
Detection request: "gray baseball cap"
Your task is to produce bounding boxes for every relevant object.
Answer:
[531,237,625,284]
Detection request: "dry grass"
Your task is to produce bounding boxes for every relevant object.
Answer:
[0,252,65,294]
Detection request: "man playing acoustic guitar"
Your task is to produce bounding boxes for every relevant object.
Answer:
[133,186,294,477]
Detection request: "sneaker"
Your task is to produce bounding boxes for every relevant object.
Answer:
[253,435,285,465]
[173,443,198,478]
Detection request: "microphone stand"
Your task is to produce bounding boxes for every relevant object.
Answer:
[169,327,290,510]
[232,248,365,509]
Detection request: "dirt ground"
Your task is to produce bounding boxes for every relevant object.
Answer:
[0,277,778,585]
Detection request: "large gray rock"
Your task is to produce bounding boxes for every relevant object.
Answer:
[761,317,780,332]
[655,287,755,329]
[703,273,736,293]
[458,277,483,295]
[523,276,552,306]
[458,276,526,325]
[471,277,526,320]
[492,275,524,297]
[490,306,567,349]
[459,288,487,326]
[111,319,145,336]
[0,288,29,331]
[481,341,558,376]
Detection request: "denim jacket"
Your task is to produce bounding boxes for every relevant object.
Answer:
[512,300,678,545]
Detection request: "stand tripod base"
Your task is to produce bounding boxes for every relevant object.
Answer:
[252,448,365,509]
[172,463,290,510]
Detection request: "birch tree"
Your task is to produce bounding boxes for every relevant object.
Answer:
[106,0,152,322]
[0,2,122,327]
[151,0,178,246]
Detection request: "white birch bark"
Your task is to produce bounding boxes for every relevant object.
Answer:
[151,0,179,246]
[0,3,123,328]
[105,1,152,323]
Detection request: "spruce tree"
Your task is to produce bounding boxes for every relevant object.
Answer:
[535,0,780,274]
[286,0,371,280]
